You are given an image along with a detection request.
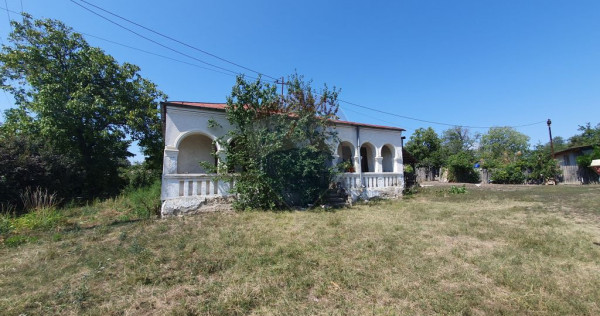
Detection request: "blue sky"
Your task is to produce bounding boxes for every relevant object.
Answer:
[1,1,599,160]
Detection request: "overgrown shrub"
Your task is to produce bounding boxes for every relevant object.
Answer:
[219,74,339,210]
[445,152,480,183]
[0,134,80,213]
[122,180,161,219]
[120,162,161,189]
[576,146,600,168]
[490,162,526,184]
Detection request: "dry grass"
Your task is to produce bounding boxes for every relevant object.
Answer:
[1,185,599,315]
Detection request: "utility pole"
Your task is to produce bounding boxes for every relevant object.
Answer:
[276,76,285,105]
[547,119,554,157]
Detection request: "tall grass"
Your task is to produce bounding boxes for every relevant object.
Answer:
[20,187,62,212]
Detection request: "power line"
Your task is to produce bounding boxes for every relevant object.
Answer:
[0,6,547,131]
[70,0,253,78]
[72,0,278,81]
[0,6,255,80]
[3,0,11,31]
[81,32,246,79]
[338,98,546,129]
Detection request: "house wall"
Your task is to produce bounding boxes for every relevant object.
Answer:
[334,124,404,174]
[556,152,578,167]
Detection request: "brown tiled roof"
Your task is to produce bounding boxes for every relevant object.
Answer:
[163,101,405,132]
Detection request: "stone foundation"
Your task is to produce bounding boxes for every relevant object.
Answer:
[161,196,233,217]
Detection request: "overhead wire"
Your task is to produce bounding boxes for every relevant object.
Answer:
[336,98,547,129]
[3,0,11,31]
[81,32,243,78]
[70,0,253,79]
[0,6,548,131]
[72,0,278,81]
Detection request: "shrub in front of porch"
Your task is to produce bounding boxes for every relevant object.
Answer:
[218,74,340,210]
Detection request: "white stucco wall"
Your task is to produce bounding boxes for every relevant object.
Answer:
[164,106,232,150]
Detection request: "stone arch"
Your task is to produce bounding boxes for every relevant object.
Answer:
[360,142,376,173]
[176,133,217,174]
[381,144,395,172]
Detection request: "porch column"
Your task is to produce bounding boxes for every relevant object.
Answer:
[216,150,227,173]
[162,147,179,201]
[375,156,383,173]
[394,146,404,173]
[353,155,361,174]
[394,157,404,173]
[163,147,179,175]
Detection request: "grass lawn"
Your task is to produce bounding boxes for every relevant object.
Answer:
[1,184,599,315]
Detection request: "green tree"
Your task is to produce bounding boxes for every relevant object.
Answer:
[0,15,165,198]
[405,127,443,171]
[575,146,600,168]
[568,123,600,147]
[441,126,476,155]
[478,127,530,168]
[525,144,562,183]
[218,74,339,210]
[550,136,568,152]
[440,127,479,182]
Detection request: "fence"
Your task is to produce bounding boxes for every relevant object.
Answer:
[415,167,440,182]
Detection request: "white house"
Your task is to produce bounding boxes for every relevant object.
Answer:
[161,101,406,216]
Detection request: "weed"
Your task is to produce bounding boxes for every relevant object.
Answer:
[0,212,15,234]
[122,180,161,219]
[4,235,36,247]
[20,187,62,212]
[448,185,467,194]
[12,208,64,232]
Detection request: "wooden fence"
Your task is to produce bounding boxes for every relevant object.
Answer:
[415,167,440,182]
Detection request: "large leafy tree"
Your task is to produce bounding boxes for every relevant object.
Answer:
[441,126,476,155]
[440,127,479,183]
[478,127,530,168]
[568,122,600,147]
[405,127,443,171]
[0,15,165,198]
[218,74,339,210]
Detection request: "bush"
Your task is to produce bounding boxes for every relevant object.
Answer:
[120,162,161,189]
[0,134,80,213]
[222,74,339,210]
[445,152,480,183]
[122,180,162,219]
[491,163,526,184]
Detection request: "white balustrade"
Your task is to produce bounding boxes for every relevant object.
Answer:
[162,174,233,200]
[337,172,403,189]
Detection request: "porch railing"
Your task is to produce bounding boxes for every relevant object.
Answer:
[162,174,232,200]
[338,172,403,189]
[163,172,403,200]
